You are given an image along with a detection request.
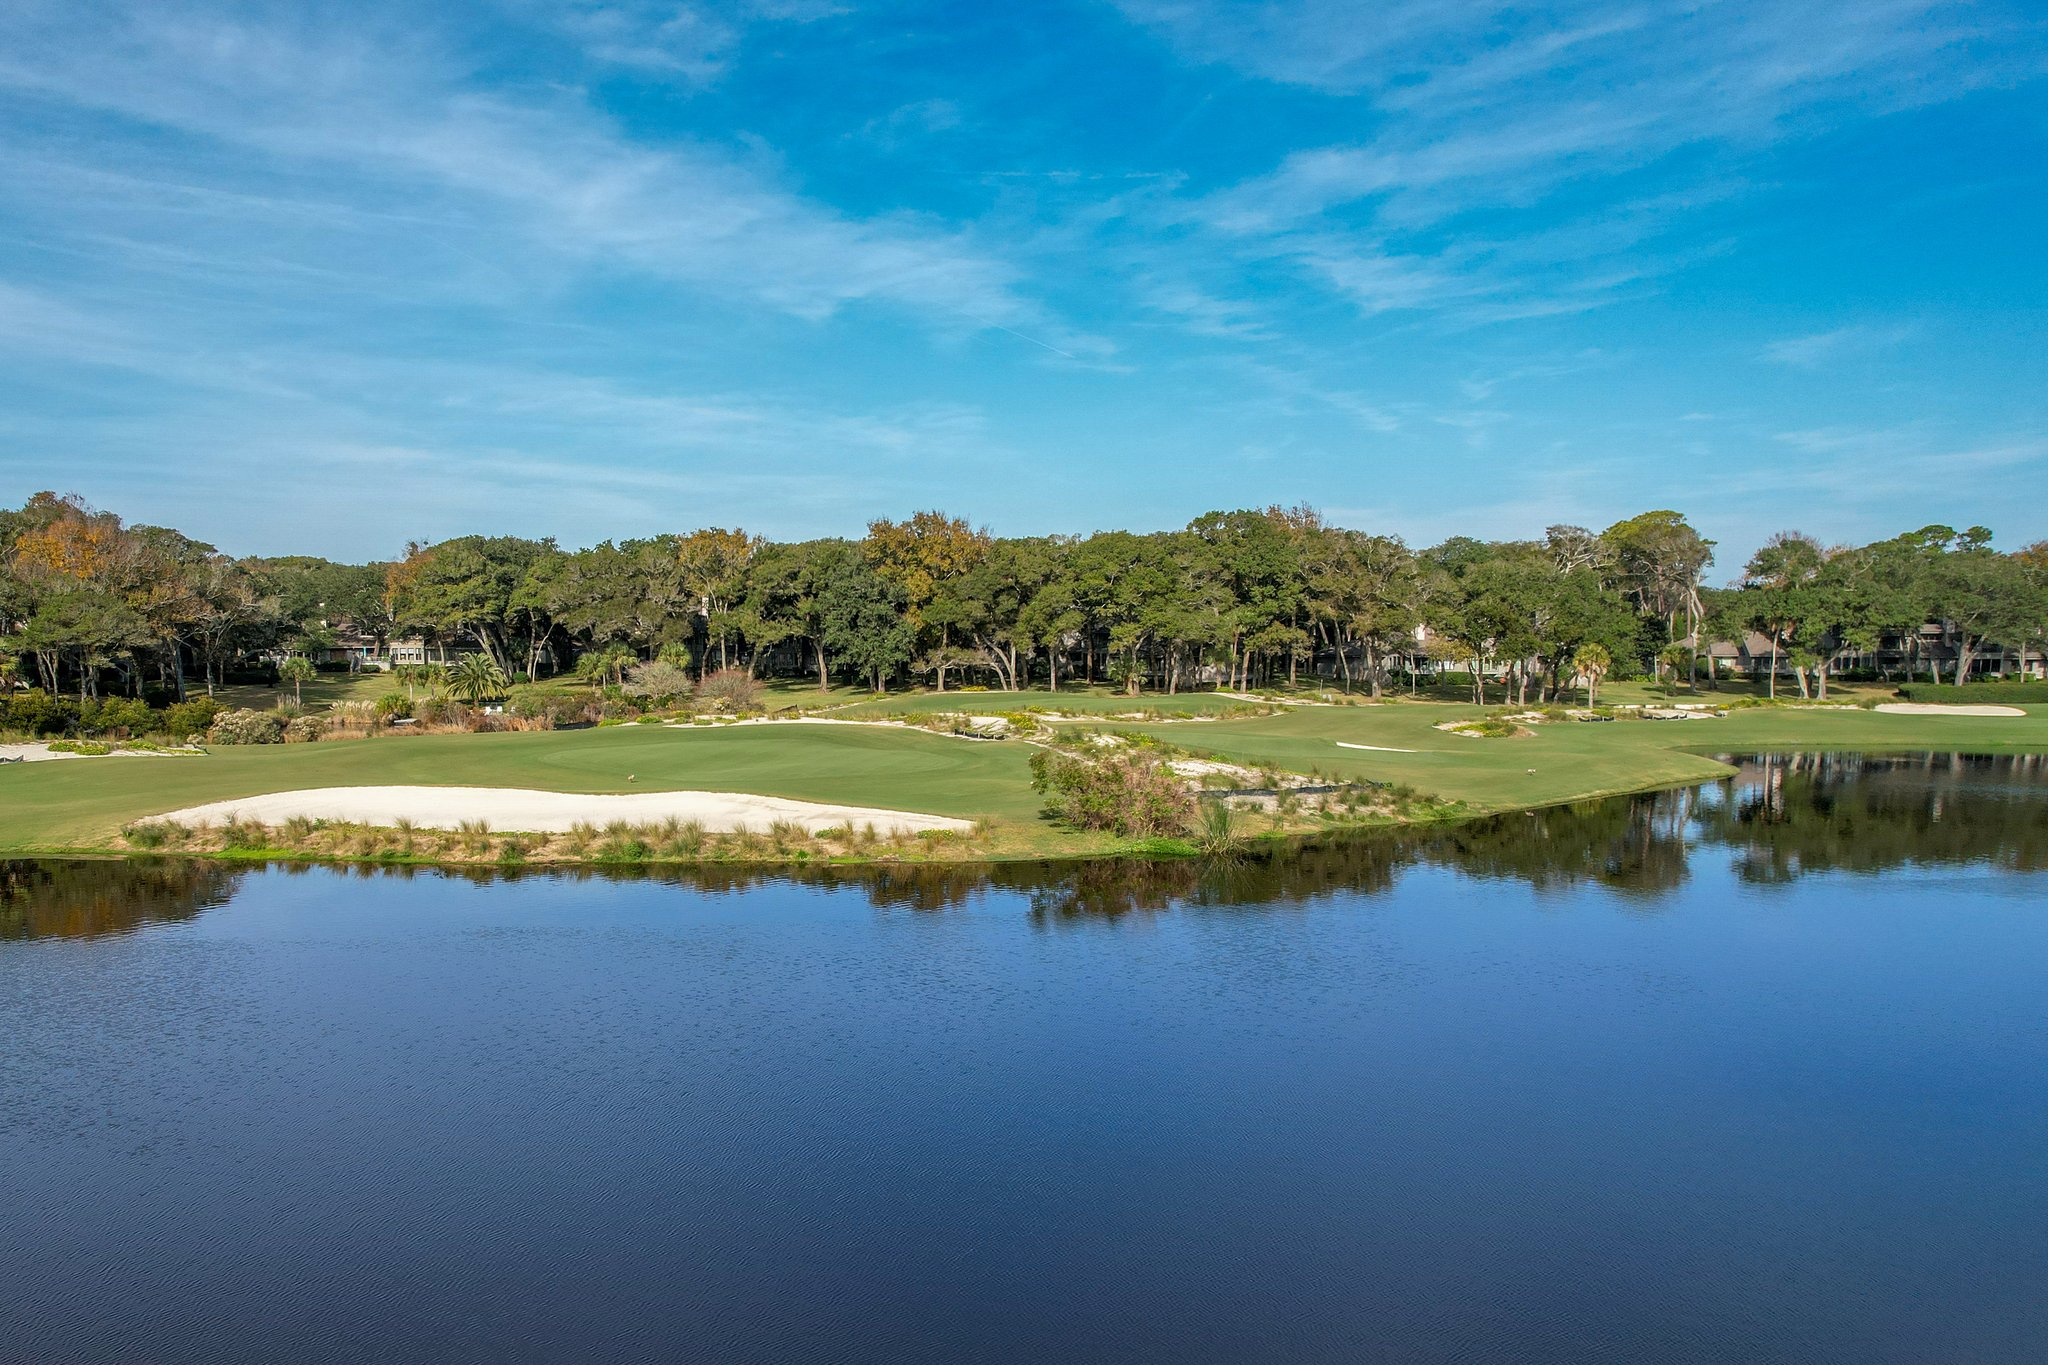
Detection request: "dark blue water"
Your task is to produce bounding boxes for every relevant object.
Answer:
[3,754,2045,1363]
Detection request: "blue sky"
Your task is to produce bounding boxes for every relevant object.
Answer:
[1,0,2043,570]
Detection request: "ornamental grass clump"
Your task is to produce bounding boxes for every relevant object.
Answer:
[597,830,650,862]
[216,818,269,851]
[122,819,189,849]
[1196,800,1241,855]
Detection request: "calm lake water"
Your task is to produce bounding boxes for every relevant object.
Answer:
[4,753,2045,1363]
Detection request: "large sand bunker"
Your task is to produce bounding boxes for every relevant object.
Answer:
[156,786,974,835]
[1873,703,2027,718]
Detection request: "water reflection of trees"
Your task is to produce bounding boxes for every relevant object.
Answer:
[0,858,244,941]
[1416,787,1698,900]
[1698,752,2048,881]
[3,754,2039,938]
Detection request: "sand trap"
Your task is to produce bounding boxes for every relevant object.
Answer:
[154,786,974,835]
[0,743,79,763]
[1336,741,1421,753]
[1874,703,2027,717]
[0,742,194,763]
[1168,758,1259,782]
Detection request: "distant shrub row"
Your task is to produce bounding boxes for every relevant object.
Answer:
[0,691,223,740]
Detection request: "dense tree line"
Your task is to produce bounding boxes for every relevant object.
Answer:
[1717,525,2048,698]
[3,491,2044,703]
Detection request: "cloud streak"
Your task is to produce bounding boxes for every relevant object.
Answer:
[0,1,1052,333]
[1120,0,2043,324]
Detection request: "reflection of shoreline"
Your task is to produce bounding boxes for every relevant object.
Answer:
[6,754,2042,938]
[0,858,244,941]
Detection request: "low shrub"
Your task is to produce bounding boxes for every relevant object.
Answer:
[624,660,695,705]
[1028,749,1195,837]
[413,697,469,727]
[697,668,761,713]
[1,689,79,737]
[284,715,327,743]
[208,709,287,745]
[162,697,224,741]
[46,738,113,755]
[374,692,413,721]
[78,696,157,738]
[511,693,588,728]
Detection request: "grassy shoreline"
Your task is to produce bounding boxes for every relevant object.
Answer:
[3,690,2043,869]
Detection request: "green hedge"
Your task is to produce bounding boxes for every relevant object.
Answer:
[1895,680,2048,703]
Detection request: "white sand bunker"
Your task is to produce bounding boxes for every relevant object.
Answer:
[158,786,974,835]
[1874,703,2027,717]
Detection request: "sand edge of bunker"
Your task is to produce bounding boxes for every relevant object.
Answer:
[153,785,975,835]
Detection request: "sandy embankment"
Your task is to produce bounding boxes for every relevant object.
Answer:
[154,786,974,835]
[1873,703,2028,717]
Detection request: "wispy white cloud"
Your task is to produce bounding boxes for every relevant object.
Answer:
[0,1,1064,336]
[517,0,851,83]
[1762,325,1914,368]
[1118,0,2044,325]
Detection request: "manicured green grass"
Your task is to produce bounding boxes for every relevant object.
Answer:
[834,688,1263,718]
[211,672,395,711]
[0,722,1045,852]
[1103,700,2048,813]
[758,678,865,711]
[10,693,2044,861]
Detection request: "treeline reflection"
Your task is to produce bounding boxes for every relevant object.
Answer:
[6,754,2042,939]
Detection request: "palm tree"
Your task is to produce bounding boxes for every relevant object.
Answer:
[575,644,636,690]
[1657,642,1692,691]
[391,662,428,698]
[278,655,317,705]
[448,653,509,705]
[1574,642,1612,706]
